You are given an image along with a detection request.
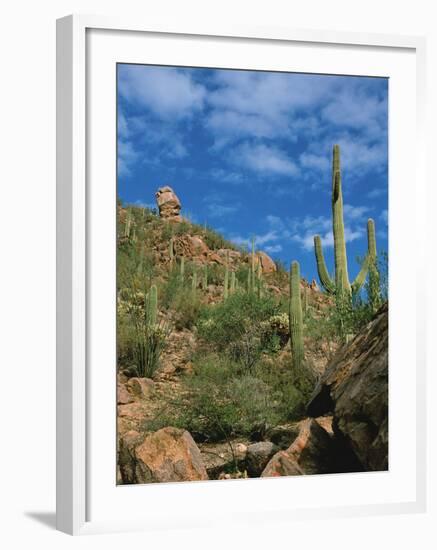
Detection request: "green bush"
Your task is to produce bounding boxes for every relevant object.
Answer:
[198,291,279,372]
[172,286,203,330]
[143,353,314,442]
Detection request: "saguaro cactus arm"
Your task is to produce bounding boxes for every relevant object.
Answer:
[314,235,335,294]
[350,219,377,294]
[351,256,369,294]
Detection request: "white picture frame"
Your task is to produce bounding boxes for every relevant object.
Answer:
[56,14,427,536]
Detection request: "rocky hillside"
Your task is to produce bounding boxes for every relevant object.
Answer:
[116,186,388,483]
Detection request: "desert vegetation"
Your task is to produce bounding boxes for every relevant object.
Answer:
[116,145,389,483]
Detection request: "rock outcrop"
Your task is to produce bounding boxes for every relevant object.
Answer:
[119,427,209,484]
[256,251,276,274]
[307,303,388,471]
[261,418,337,477]
[173,234,209,262]
[155,186,181,221]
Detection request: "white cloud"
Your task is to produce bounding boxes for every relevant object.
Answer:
[118,140,139,177]
[209,168,244,185]
[232,143,299,177]
[265,244,283,254]
[271,204,369,253]
[119,65,206,120]
[321,86,387,139]
[207,203,240,218]
[230,230,279,249]
[380,209,388,225]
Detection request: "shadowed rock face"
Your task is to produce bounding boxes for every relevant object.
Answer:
[155,186,181,221]
[307,303,388,471]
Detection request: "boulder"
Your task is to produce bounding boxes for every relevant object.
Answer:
[256,251,276,274]
[126,377,154,398]
[307,303,388,471]
[245,442,278,476]
[155,186,181,221]
[117,383,134,405]
[134,427,209,483]
[118,430,144,484]
[261,418,337,477]
[310,279,319,291]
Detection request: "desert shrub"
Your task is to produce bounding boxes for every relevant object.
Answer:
[172,286,203,330]
[144,353,315,442]
[198,292,279,372]
[145,356,283,441]
[259,312,290,351]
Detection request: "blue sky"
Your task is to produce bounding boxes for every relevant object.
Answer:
[117,64,388,283]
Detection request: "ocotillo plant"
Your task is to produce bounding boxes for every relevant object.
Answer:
[146,284,158,327]
[314,145,375,296]
[289,261,304,371]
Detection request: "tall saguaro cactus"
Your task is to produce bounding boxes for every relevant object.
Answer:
[289,261,304,371]
[224,259,229,300]
[179,256,185,282]
[314,145,376,296]
[366,218,381,310]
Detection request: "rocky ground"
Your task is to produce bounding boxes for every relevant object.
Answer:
[117,301,388,482]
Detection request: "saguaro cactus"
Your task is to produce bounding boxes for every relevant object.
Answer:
[224,262,229,300]
[230,271,236,294]
[314,145,376,295]
[366,218,381,310]
[192,269,197,292]
[202,265,208,290]
[180,256,185,282]
[289,261,304,370]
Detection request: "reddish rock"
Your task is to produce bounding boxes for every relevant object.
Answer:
[261,418,335,477]
[117,383,134,405]
[155,186,181,221]
[216,249,242,265]
[126,377,154,398]
[256,251,276,274]
[174,234,209,261]
[310,279,319,291]
[134,427,209,483]
[307,303,389,471]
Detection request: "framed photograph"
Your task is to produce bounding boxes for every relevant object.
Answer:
[56,14,427,535]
